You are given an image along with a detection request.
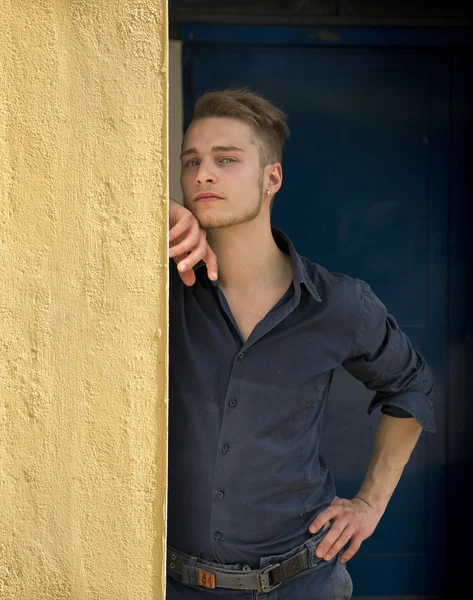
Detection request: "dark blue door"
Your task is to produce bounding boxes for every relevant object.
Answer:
[182,34,455,597]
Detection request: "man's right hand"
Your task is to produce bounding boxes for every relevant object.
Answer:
[169,198,218,286]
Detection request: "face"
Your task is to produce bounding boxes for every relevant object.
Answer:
[180,117,267,230]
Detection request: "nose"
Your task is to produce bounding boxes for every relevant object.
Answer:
[196,161,216,184]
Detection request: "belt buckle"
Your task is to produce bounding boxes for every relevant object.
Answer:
[257,563,281,593]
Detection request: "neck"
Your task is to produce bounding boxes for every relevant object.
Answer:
[206,216,292,293]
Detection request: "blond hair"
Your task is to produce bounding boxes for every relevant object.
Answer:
[191,87,290,166]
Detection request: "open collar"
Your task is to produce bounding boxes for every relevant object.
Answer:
[193,226,322,303]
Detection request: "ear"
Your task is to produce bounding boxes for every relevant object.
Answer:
[265,162,283,196]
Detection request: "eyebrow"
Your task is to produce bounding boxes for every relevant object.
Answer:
[180,146,245,159]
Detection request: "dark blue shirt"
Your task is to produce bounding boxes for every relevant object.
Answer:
[168,228,435,567]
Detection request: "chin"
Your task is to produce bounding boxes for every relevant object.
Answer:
[193,199,263,230]
[196,216,233,230]
[200,213,260,231]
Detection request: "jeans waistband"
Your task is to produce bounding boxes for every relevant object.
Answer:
[167,521,332,593]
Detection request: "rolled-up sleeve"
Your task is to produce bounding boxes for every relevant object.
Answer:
[342,279,435,433]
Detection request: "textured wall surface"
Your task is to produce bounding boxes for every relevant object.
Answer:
[0,2,168,599]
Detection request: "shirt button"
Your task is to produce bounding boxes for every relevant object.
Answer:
[237,352,245,359]
[220,444,229,454]
[214,532,222,540]
[229,399,237,408]
[216,490,225,499]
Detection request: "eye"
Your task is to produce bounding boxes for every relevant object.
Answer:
[185,159,200,168]
[221,157,236,164]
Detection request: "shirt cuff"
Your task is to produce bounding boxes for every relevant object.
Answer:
[368,391,436,433]
[381,405,413,418]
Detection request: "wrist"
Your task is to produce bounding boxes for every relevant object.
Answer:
[355,467,402,515]
[169,198,189,227]
[169,197,181,214]
[353,492,386,517]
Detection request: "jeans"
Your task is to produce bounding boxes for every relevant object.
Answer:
[166,526,353,600]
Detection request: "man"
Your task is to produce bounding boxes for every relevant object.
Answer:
[167,89,435,599]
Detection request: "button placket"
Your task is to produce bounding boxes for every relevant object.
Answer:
[209,362,242,551]
[211,442,230,545]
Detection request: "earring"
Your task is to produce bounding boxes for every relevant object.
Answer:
[266,190,271,195]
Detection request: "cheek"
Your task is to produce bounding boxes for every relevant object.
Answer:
[227,165,257,186]
[180,171,193,189]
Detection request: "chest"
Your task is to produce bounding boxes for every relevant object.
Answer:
[222,288,289,343]
[170,279,349,398]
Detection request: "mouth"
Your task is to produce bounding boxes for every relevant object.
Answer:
[194,192,224,202]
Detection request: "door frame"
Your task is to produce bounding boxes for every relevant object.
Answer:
[180,25,473,598]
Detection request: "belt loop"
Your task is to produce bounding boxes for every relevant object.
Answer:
[306,537,319,569]
[181,558,192,586]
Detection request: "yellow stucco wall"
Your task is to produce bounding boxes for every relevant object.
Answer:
[0,2,168,599]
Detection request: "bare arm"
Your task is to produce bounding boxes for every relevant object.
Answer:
[355,414,422,515]
[309,414,422,563]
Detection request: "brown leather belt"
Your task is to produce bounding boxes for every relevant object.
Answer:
[167,545,311,593]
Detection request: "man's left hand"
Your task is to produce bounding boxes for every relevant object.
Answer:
[308,496,383,564]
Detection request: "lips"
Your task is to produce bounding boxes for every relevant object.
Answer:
[194,192,223,202]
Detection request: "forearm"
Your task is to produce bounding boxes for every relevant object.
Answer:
[355,414,422,515]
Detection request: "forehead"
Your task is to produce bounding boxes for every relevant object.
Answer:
[182,117,256,151]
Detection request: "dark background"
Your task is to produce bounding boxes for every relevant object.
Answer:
[169,3,472,598]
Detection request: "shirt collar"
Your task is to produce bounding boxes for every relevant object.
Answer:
[194,227,322,303]
[271,227,321,303]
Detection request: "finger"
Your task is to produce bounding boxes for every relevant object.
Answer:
[203,246,218,281]
[309,506,343,534]
[176,237,207,273]
[340,536,362,564]
[315,521,349,559]
[317,526,353,561]
[173,252,193,274]
[179,269,196,286]
[169,212,195,242]
[169,223,201,258]
[173,256,196,287]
